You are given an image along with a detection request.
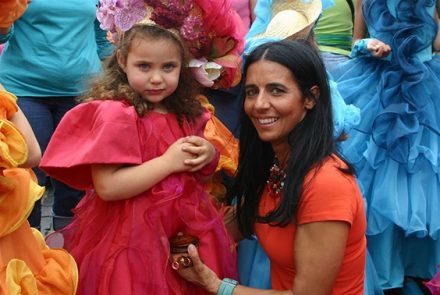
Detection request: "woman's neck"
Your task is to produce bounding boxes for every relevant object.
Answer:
[272,144,290,166]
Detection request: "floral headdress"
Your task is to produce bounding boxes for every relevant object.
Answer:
[97,0,246,89]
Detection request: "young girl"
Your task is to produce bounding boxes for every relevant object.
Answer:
[40,24,237,295]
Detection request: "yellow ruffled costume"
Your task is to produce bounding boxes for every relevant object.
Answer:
[0,90,78,294]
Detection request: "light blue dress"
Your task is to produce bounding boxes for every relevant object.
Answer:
[333,0,440,290]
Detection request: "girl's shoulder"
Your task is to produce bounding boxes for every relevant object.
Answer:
[71,99,139,123]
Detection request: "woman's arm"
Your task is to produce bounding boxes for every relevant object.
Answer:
[350,0,391,58]
[0,83,41,168]
[292,221,350,294]
[249,0,257,23]
[177,244,294,295]
[352,0,366,45]
[9,107,41,167]
[175,221,349,295]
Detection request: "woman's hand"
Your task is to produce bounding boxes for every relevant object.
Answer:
[181,136,216,172]
[174,244,222,294]
[367,39,391,58]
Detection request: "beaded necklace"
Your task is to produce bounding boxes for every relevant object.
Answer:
[267,158,287,196]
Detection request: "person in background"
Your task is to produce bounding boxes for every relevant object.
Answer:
[174,39,367,295]
[314,0,355,72]
[332,0,440,293]
[231,0,256,32]
[204,0,256,137]
[0,0,114,230]
[0,83,78,294]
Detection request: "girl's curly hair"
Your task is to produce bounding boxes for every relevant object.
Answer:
[79,24,203,125]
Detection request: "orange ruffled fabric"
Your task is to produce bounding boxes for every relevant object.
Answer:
[0,90,78,294]
[0,0,28,29]
[199,95,239,202]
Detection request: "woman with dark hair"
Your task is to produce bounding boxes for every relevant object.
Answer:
[173,39,367,295]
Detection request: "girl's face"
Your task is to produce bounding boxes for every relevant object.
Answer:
[117,37,182,112]
[244,60,316,151]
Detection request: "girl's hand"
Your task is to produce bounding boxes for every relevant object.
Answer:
[367,39,391,58]
[174,244,221,294]
[162,138,198,173]
[181,136,216,172]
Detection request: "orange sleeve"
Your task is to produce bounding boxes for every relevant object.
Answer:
[297,161,359,225]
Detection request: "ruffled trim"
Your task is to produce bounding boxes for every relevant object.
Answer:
[0,0,28,29]
[1,229,78,295]
[0,120,28,168]
[199,95,239,201]
[329,78,360,139]
[361,0,438,164]
[0,90,18,119]
[349,38,374,58]
[334,0,440,238]
[0,89,78,293]
[0,168,44,237]
[0,90,28,168]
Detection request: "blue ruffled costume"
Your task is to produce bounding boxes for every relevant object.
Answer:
[333,0,440,290]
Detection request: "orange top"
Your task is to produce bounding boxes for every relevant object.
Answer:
[255,155,366,294]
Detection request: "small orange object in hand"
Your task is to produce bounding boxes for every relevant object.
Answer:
[170,234,199,270]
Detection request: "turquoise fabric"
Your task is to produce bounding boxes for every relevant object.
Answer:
[350,38,375,58]
[0,0,114,97]
[333,0,440,289]
[237,236,271,289]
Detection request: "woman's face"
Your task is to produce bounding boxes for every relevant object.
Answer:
[244,60,315,150]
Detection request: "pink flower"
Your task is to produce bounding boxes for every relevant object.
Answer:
[115,0,147,32]
[189,58,222,87]
[96,0,118,31]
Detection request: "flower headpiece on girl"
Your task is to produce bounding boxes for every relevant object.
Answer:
[97,0,246,89]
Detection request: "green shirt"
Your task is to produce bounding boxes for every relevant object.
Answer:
[315,0,354,56]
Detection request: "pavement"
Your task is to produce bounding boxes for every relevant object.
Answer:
[40,187,54,237]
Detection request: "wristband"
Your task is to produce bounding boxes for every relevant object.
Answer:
[217,278,238,295]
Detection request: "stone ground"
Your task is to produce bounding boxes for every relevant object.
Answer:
[40,188,54,236]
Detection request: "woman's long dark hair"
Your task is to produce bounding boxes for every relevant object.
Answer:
[233,40,351,237]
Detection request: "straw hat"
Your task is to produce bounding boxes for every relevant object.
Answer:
[250,0,322,41]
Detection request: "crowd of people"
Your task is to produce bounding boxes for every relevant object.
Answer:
[1,0,440,294]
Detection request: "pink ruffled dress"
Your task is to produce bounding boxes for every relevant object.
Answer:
[40,100,237,295]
